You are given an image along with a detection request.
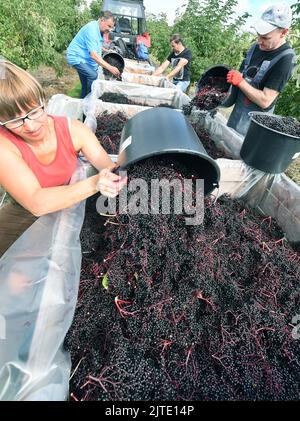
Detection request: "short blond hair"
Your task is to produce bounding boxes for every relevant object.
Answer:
[0,60,45,122]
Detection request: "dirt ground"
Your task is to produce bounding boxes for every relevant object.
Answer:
[30,63,79,101]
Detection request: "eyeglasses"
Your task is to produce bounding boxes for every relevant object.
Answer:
[0,104,45,129]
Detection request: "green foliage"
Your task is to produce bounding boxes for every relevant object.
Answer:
[102,273,109,290]
[90,0,103,20]
[275,3,300,119]
[67,82,82,98]
[146,13,172,64]
[0,0,57,69]
[146,0,252,84]
[0,0,91,71]
[172,0,251,83]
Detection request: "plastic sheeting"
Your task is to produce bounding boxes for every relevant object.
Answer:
[124,58,155,75]
[188,110,300,242]
[214,158,300,243]
[122,72,175,88]
[0,161,87,401]
[189,109,243,159]
[47,94,84,121]
[83,99,151,133]
[90,79,191,108]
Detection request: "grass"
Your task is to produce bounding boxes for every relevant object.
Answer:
[67,82,81,99]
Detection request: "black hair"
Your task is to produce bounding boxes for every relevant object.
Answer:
[170,34,184,45]
[99,10,115,21]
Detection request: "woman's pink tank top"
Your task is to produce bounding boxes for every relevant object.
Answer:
[0,115,78,188]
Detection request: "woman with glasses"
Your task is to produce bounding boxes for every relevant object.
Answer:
[0,60,127,256]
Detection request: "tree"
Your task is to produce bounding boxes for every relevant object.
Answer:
[172,0,251,83]
[146,13,172,65]
[90,0,103,20]
[275,2,300,119]
[0,0,91,71]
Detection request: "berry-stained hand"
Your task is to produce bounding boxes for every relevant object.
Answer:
[227,70,244,86]
[96,168,127,198]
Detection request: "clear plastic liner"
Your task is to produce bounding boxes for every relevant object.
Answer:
[189,109,243,159]
[215,159,300,242]
[47,94,84,121]
[122,72,175,88]
[0,161,87,401]
[124,58,155,75]
[89,79,191,108]
[83,99,151,133]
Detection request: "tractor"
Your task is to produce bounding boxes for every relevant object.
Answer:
[101,0,151,61]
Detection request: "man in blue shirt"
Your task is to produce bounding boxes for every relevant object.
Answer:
[67,11,121,98]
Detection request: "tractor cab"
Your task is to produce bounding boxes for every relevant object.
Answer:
[101,0,151,60]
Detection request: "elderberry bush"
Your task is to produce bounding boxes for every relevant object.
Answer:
[66,156,300,401]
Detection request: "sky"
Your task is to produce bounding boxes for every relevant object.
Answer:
[143,0,296,29]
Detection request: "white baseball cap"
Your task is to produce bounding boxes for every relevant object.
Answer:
[251,3,292,35]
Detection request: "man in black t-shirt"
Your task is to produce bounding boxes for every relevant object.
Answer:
[225,3,296,136]
[153,34,192,92]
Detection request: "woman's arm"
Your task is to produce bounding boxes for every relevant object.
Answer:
[70,119,115,170]
[0,141,126,217]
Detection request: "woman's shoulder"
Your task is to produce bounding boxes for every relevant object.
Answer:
[0,129,22,156]
[69,118,91,135]
[68,119,90,151]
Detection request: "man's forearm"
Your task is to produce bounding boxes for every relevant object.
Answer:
[168,64,183,79]
[238,80,273,109]
[90,52,113,72]
[153,61,169,76]
[153,65,166,76]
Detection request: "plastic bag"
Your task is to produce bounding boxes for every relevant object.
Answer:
[90,79,191,109]
[124,58,155,75]
[83,99,151,133]
[215,159,300,242]
[0,161,87,401]
[122,72,175,88]
[189,109,243,159]
[47,94,84,121]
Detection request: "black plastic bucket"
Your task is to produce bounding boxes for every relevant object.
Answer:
[118,108,220,195]
[196,64,232,111]
[240,111,300,173]
[102,51,125,79]
[197,64,231,93]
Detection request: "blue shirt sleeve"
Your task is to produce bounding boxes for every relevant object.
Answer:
[84,22,102,54]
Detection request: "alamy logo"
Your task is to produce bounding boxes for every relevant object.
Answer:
[0,314,6,340]
[96,172,205,226]
[292,315,300,340]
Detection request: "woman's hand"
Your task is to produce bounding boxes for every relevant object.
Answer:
[96,167,127,198]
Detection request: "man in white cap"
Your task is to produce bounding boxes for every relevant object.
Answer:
[224,3,296,136]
